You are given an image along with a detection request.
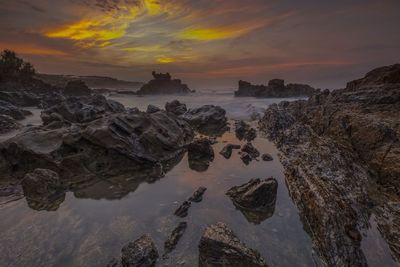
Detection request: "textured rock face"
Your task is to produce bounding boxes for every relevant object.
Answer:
[198,222,267,267]
[121,234,159,267]
[41,94,126,124]
[165,100,187,115]
[258,65,400,266]
[182,105,228,135]
[61,80,92,96]
[235,79,317,98]
[0,100,31,120]
[0,114,21,134]
[0,91,40,107]
[1,110,194,180]
[146,104,161,114]
[346,64,400,89]
[137,72,191,95]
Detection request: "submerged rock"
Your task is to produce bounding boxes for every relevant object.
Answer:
[121,234,159,267]
[187,138,215,172]
[227,178,277,224]
[137,72,191,95]
[182,105,228,136]
[188,186,207,202]
[174,201,191,218]
[165,100,187,115]
[164,222,188,255]
[199,222,267,267]
[219,144,241,159]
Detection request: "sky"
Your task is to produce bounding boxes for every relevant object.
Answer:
[1,0,399,90]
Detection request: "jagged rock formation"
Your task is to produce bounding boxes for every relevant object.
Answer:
[198,222,267,267]
[182,105,228,135]
[136,72,191,95]
[165,100,187,115]
[259,64,400,265]
[235,79,317,98]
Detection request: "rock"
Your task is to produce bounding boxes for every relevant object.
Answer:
[106,257,120,267]
[165,100,187,115]
[41,94,125,124]
[146,104,161,114]
[235,79,317,98]
[164,222,187,255]
[227,178,277,224]
[219,144,241,159]
[0,100,31,120]
[261,153,273,161]
[121,234,159,267]
[240,153,252,165]
[0,91,40,107]
[235,120,257,141]
[0,114,21,134]
[137,72,191,95]
[346,64,400,90]
[188,187,207,202]
[241,143,260,159]
[182,105,228,135]
[21,169,65,211]
[174,201,191,218]
[198,222,267,267]
[187,138,215,172]
[61,80,92,96]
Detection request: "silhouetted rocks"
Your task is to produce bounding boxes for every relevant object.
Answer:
[259,64,400,265]
[235,120,257,141]
[188,187,207,202]
[199,222,267,267]
[235,79,317,98]
[174,201,191,218]
[61,80,92,96]
[121,234,159,267]
[164,222,187,255]
[41,94,125,124]
[187,138,215,172]
[182,105,228,135]
[137,72,191,95]
[165,100,187,115]
[219,144,241,159]
[261,153,273,161]
[227,178,277,224]
[146,104,161,114]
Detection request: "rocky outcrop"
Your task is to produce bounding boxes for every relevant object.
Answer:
[61,80,92,96]
[182,105,228,135]
[227,178,277,224]
[258,64,400,266]
[165,100,187,115]
[198,222,267,267]
[137,72,191,95]
[121,234,159,267]
[235,79,317,98]
[40,94,125,124]
[187,138,215,172]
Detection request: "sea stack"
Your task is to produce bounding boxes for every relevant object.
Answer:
[136,71,192,95]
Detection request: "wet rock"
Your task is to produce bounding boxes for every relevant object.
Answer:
[219,144,241,159]
[0,91,40,107]
[235,120,257,141]
[39,92,65,109]
[137,72,191,95]
[0,100,31,120]
[164,222,187,255]
[188,187,207,202]
[261,153,273,161]
[227,178,277,224]
[0,114,21,134]
[165,100,187,115]
[146,104,161,114]
[121,234,159,267]
[174,201,191,218]
[240,153,252,165]
[187,138,214,172]
[61,80,92,96]
[182,105,228,136]
[21,168,65,211]
[41,94,125,124]
[198,222,267,267]
[241,143,260,159]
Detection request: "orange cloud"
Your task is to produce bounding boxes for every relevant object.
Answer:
[0,43,67,56]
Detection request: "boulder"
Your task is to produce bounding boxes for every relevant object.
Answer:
[241,143,260,159]
[164,222,187,255]
[137,72,191,95]
[199,222,267,267]
[219,144,241,159]
[146,104,161,114]
[61,80,92,96]
[235,120,257,141]
[41,94,125,124]
[240,153,252,165]
[165,100,187,115]
[121,234,159,267]
[227,178,277,224]
[187,138,215,172]
[182,105,228,135]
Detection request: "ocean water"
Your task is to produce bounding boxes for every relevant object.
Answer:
[0,92,396,267]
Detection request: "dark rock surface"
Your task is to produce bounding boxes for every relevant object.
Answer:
[164,222,187,255]
[235,120,257,141]
[187,138,215,172]
[241,143,260,159]
[165,100,187,115]
[61,80,92,96]
[227,178,277,224]
[146,104,161,114]
[182,105,228,135]
[174,201,191,218]
[219,144,241,159]
[0,91,40,107]
[261,153,273,161]
[41,94,125,124]
[198,222,267,267]
[188,186,207,202]
[121,234,159,267]
[0,100,31,120]
[0,114,21,134]
[137,72,191,95]
[259,64,400,265]
[235,79,317,98]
